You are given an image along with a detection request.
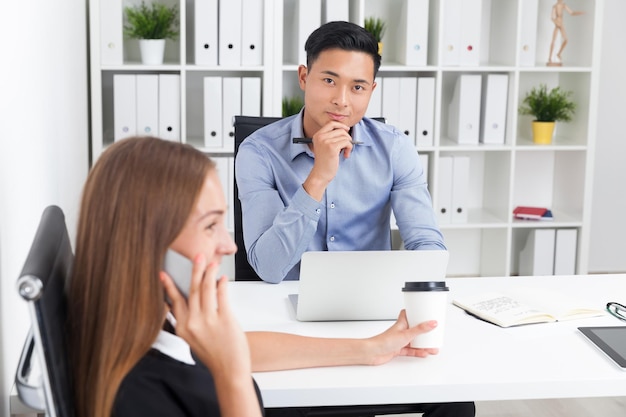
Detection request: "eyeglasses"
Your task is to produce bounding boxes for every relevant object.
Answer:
[606,302,626,322]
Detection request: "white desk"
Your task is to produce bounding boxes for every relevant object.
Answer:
[230,275,626,408]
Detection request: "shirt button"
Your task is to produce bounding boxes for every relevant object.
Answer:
[315,208,321,214]
[330,203,335,209]
[329,236,335,242]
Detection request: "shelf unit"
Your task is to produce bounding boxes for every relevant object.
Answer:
[89,0,603,278]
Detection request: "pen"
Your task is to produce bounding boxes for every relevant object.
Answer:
[292,138,363,145]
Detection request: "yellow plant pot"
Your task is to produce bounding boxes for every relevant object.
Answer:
[378,42,383,56]
[532,121,555,145]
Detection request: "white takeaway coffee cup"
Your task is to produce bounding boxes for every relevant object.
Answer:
[402,281,449,349]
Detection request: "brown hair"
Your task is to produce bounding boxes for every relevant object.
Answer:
[68,137,215,417]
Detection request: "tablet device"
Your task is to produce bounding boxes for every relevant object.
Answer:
[578,326,626,370]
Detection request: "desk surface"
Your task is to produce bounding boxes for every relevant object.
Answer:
[230,274,626,408]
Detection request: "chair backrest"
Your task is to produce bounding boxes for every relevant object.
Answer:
[15,205,74,417]
[233,116,281,281]
[233,115,386,281]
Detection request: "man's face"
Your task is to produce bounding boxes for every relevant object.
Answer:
[298,48,377,138]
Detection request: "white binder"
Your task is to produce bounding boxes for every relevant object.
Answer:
[519,228,556,276]
[416,77,435,147]
[203,76,223,148]
[459,0,482,66]
[100,0,123,65]
[448,74,482,144]
[437,156,453,224]
[241,77,261,117]
[296,0,322,65]
[241,0,264,66]
[398,78,418,140]
[158,74,180,141]
[322,0,349,23]
[195,0,218,66]
[518,0,539,67]
[441,0,462,66]
[136,75,159,136]
[215,157,235,231]
[480,74,508,144]
[222,77,241,152]
[441,0,482,66]
[554,228,577,275]
[113,74,136,141]
[451,156,469,223]
[219,0,243,66]
[366,81,382,119]
[397,0,430,66]
[381,77,401,130]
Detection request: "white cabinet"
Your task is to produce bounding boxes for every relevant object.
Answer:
[89,0,603,278]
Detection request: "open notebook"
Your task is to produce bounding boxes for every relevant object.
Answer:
[289,250,449,321]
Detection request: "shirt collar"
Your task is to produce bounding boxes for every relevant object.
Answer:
[151,329,196,365]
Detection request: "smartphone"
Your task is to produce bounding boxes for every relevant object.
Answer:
[163,249,193,301]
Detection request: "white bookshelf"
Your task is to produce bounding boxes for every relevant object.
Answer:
[89,0,603,278]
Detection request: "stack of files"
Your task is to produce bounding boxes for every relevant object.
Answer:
[518,0,539,67]
[437,155,469,224]
[480,74,508,144]
[396,0,430,66]
[113,74,180,142]
[519,228,578,276]
[441,0,482,66]
[448,75,482,144]
[513,206,553,221]
[203,76,261,151]
[195,0,264,66]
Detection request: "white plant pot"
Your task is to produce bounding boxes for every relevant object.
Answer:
[139,39,165,65]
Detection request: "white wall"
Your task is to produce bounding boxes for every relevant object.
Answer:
[588,0,626,273]
[0,1,89,415]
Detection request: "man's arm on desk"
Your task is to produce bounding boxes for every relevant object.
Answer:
[246,312,439,372]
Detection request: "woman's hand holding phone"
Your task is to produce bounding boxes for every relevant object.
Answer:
[161,254,261,416]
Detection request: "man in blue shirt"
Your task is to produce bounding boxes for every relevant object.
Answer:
[237,21,475,417]
[236,21,445,284]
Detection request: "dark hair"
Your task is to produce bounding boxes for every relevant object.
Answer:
[305,21,381,78]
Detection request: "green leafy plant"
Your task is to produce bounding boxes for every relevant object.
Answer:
[282,95,304,117]
[124,1,179,40]
[518,84,576,122]
[364,17,386,42]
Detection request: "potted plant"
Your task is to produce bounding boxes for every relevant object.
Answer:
[124,1,179,65]
[282,95,304,117]
[518,84,576,144]
[364,17,386,56]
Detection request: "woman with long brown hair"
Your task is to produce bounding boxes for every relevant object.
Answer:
[68,136,453,417]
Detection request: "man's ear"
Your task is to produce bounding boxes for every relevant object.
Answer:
[297,65,308,91]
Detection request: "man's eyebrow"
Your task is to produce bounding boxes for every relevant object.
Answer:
[320,70,372,85]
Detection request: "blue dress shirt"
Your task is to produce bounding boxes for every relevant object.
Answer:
[235,111,445,283]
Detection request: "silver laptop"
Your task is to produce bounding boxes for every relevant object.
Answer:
[289,250,449,321]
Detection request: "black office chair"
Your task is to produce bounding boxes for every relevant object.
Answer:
[14,205,74,417]
[233,116,282,281]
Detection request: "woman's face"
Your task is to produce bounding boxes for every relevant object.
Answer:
[170,170,237,265]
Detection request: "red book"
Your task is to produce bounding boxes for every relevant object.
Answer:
[513,206,553,221]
